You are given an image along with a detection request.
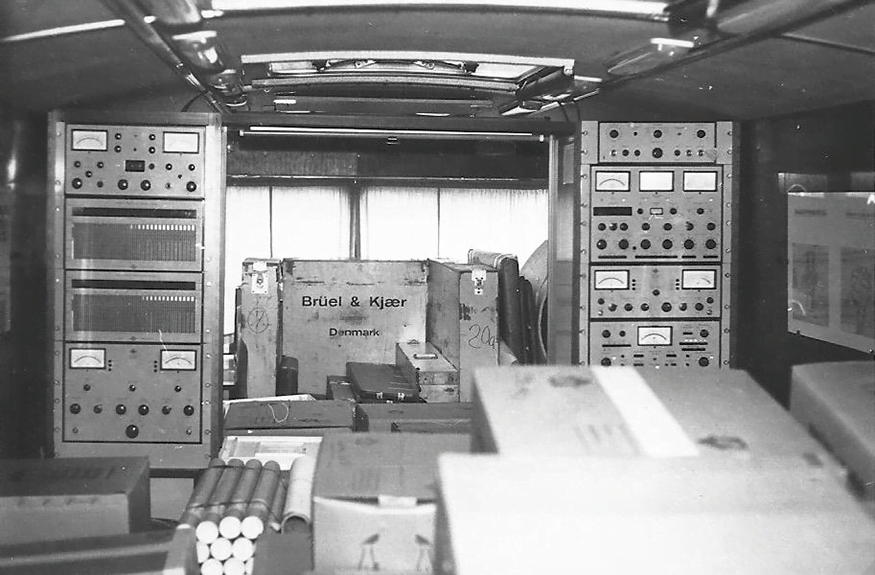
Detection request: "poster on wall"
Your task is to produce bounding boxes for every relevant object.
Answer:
[784,172,875,354]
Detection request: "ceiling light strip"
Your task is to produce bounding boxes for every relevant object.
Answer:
[242,51,574,68]
[0,19,134,44]
[214,0,668,19]
[242,126,545,141]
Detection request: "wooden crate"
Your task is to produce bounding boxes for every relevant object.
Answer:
[282,260,427,395]
[427,261,499,401]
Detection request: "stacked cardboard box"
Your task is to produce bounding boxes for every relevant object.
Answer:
[790,360,875,499]
[431,366,875,574]
[436,454,875,574]
[312,433,469,574]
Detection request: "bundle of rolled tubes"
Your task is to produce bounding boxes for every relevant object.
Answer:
[178,457,290,575]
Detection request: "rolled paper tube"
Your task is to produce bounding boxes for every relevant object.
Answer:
[224,557,246,575]
[244,558,254,575]
[199,558,223,575]
[281,455,316,531]
[196,541,211,564]
[219,459,263,540]
[209,537,233,562]
[179,458,226,528]
[267,476,288,533]
[231,536,255,562]
[240,461,281,540]
[196,459,245,544]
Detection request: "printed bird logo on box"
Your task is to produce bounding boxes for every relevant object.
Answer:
[355,530,435,572]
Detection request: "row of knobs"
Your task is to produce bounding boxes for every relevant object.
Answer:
[596,238,718,250]
[71,178,198,192]
[599,301,712,312]
[69,402,195,416]
[601,356,711,367]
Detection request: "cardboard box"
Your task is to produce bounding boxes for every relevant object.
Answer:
[312,433,470,573]
[0,525,196,575]
[282,260,428,395]
[435,454,875,575]
[0,457,150,544]
[356,402,473,432]
[473,366,830,461]
[252,530,313,575]
[237,258,282,398]
[396,341,460,403]
[790,361,875,499]
[219,434,326,470]
[427,261,499,401]
[224,399,356,433]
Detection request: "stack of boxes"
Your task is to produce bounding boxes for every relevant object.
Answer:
[434,365,875,574]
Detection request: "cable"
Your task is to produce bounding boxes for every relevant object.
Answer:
[181,90,210,112]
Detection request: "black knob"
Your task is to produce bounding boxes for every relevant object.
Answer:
[114,145,121,153]
[652,289,660,296]
[162,406,172,415]
[186,181,197,192]
[653,129,663,139]
[602,330,611,338]
[71,178,83,189]
[138,404,149,416]
[83,384,91,391]
[697,129,706,138]
[85,170,92,178]
[117,179,129,190]
[669,208,678,215]
[706,297,714,304]
[128,384,136,392]
[125,424,139,439]
[116,404,127,415]
[140,180,151,191]
[679,303,688,311]
[94,404,103,414]
[698,357,710,367]
[641,239,651,249]
[148,146,156,154]
[115,132,122,140]
[183,405,195,416]
[641,303,650,311]
[596,239,607,250]
[598,223,606,231]
[662,302,672,312]
[601,358,612,366]
[662,239,673,249]
[695,303,705,311]
[188,164,196,171]
[609,223,618,231]
[652,147,663,158]
[70,403,81,414]
[618,239,629,250]
[608,304,618,311]
[624,303,634,311]
[642,223,651,230]
[597,298,605,305]
[697,208,705,215]
[684,239,695,250]
[174,385,182,392]
[97,161,104,168]
[686,222,694,231]
[705,239,717,249]
[165,163,173,171]
[609,129,619,139]
[663,223,673,231]
[700,329,710,338]
[707,222,716,230]
[619,223,628,231]
[149,134,156,141]
[73,161,82,168]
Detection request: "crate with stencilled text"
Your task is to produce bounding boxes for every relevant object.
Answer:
[282,260,428,395]
[427,261,499,402]
[396,341,460,402]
